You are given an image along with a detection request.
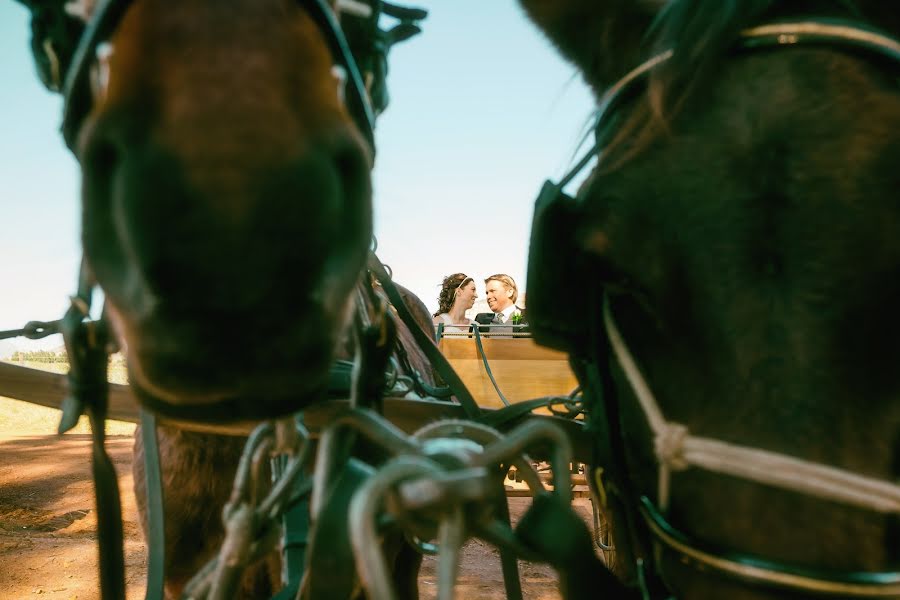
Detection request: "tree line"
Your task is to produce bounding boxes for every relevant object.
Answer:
[9,351,126,366]
[9,350,68,363]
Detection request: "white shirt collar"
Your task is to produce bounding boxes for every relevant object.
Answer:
[500,304,518,320]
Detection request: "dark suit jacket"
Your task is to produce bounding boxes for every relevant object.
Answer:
[474,312,496,326]
[473,309,528,334]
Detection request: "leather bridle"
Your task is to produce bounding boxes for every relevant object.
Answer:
[39,2,399,598]
[527,18,900,599]
[58,0,377,152]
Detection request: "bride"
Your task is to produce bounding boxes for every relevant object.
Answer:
[432,273,477,332]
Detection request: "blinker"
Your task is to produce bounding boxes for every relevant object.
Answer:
[526,176,594,355]
[526,50,670,358]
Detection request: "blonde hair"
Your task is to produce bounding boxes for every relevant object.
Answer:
[484,274,517,304]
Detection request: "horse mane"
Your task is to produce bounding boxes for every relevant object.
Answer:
[601,0,882,170]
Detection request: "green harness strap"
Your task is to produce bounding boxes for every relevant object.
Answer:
[58,273,126,600]
[367,253,482,420]
[470,324,512,407]
[140,410,166,600]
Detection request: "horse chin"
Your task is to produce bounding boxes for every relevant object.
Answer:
[107,301,351,421]
[125,351,334,421]
[130,383,331,424]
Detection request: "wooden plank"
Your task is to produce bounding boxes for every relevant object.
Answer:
[0,362,592,460]
[0,361,139,423]
[438,338,579,410]
[439,337,567,361]
[0,362,464,436]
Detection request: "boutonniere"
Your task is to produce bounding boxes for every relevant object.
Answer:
[511,313,523,325]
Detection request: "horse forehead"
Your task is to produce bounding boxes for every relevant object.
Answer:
[106,0,339,123]
[595,55,900,254]
[100,0,347,212]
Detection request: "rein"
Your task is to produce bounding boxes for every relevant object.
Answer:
[530,17,900,600]
[604,297,900,597]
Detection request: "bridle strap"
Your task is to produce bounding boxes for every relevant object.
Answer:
[304,0,376,152]
[604,295,900,596]
[741,20,900,61]
[640,498,900,598]
[603,296,900,515]
[61,0,129,149]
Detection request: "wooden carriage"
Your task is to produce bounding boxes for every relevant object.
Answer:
[436,327,579,413]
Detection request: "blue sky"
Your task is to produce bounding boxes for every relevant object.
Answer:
[0,1,594,352]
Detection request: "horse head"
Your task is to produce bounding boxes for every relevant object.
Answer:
[523,1,900,598]
[19,0,381,420]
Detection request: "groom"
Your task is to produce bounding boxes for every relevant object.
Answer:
[474,274,525,331]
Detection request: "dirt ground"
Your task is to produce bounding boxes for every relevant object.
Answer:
[0,396,597,599]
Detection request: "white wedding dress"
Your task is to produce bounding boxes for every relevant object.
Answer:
[435,313,471,333]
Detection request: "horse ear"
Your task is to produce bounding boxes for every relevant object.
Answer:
[518,0,663,95]
[14,0,87,92]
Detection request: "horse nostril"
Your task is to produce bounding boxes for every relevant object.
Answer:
[332,132,370,199]
[326,128,372,239]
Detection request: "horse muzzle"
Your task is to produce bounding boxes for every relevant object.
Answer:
[107,294,353,421]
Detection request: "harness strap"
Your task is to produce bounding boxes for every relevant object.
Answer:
[88,404,126,600]
[516,493,639,600]
[140,409,166,600]
[471,324,511,407]
[0,319,61,341]
[576,280,666,596]
[581,351,660,595]
[57,264,126,600]
[478,397,564,428]
[640,498,900,598]
[367,253,482,420]
[63,315,125,600]
[351,281,395,411]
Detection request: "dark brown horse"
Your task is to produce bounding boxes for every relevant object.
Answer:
[18,0,376,421]
[16,0,429,597]
[133,280,439,598]
[523,1,900,598]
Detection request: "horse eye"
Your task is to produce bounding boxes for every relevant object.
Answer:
[331,65,348,106]
[90,42,113,103]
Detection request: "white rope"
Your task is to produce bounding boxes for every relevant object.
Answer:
[64,0,96,23]
[602,296,900,514]
[336,0,373,19]
[741,22,900,55]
